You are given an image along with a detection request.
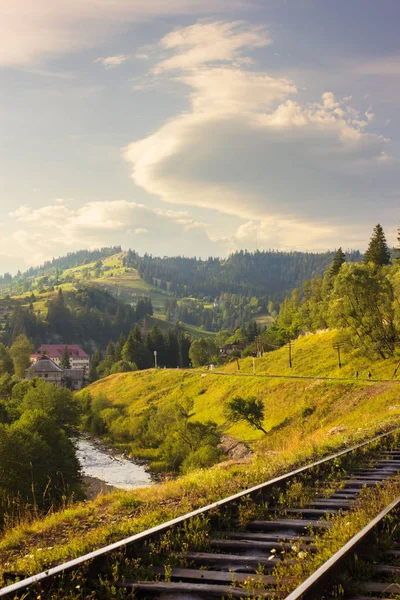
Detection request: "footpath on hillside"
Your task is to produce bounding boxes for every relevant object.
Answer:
[187,369,400,384]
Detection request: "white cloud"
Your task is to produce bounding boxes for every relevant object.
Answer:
[0,0,240,67]
[95,55,129,68]
[231,219,362,253]
[5,199,220,269]
[152,21,271,74]
[123,21,399,233]
[177,68,296,115]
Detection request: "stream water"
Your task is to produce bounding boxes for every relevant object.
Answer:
[74,436,152,490]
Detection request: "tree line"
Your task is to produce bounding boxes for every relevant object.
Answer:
[276,224,400,359]
[125,248,362,302]
[0,287,153,349]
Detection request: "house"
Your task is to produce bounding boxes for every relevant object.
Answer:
[30,344,89,375]
[219,343,247,360]
[26,356,63,385]
[26,356,85,390]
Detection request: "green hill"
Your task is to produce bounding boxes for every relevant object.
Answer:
[80,330,400,445]
[1,329,400,583]
[1,246,363,333]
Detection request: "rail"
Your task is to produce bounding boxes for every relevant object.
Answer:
[1,428,399,598]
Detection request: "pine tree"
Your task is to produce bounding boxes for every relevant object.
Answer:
[60,345,71,369]
[396,226,400,263]
[131,324,143,343]
[106,342,115,361]
[88,358,98,383]
[115,333,126,362]
[329,248,346,277]
[364,224,391,266]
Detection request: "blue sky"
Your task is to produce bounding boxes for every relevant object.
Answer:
[0,0,399,273]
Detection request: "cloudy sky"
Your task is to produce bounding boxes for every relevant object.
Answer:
[1,0,399,273]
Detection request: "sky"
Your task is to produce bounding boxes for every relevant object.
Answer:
[0,0,399,274]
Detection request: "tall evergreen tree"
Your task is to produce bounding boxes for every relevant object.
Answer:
[131,324,143,343]
[88,358,98,383]
[60,345,71,369]
[396,226,400,263]
[329,247,346,277]
[105,342,115,362]
[166,330,179,367]
[364,224,391,266]
[178,332,191,368]
[115,333,126,362]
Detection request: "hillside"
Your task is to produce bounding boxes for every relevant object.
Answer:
[0,246,363,333]
[1,330,400,582]
[80,330,400,444]
[1,330,400,583]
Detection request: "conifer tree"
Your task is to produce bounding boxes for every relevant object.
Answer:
[88,358,98,383]
[396,226,400,263]
[60,345,71,369]
[115,333,126,362]
[329,248,346,278]
[364,224,391,266]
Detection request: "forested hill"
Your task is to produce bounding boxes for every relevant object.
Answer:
[127,249,362,300]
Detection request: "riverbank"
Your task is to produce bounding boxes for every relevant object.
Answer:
[74,434,152,493]
[82,476,115,499]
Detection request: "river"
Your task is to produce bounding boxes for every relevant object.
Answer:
[74,436,152,490]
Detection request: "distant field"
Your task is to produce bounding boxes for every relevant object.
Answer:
[255,314,275,327]
[91,273,169,313]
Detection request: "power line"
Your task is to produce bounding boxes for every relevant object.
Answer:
[332,342,345,369]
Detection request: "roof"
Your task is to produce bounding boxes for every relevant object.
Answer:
[221,343,247,350]
[28,357,64,373]
[34,344,89,359]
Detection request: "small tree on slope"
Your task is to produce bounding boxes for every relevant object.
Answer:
[225,396,267,434]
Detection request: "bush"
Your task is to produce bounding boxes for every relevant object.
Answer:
[110,361,137,374]
[301,406,316,419]
[181,445,222,473]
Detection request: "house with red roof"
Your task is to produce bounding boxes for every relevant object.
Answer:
[30,344,90,375]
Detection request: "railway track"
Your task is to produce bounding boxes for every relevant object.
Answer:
[1,431,400,599]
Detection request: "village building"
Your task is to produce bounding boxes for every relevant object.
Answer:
[26,356,85,390]
[219,342,247,361]
[30,344,90,375]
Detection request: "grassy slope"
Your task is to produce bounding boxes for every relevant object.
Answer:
[1,331,400,580]
[82,330,400,443]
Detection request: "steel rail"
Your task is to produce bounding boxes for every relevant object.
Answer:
[285,494,400,600]
[0,428,398,598]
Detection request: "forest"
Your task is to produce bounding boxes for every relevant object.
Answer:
[275,225,400,360]
[0,287,153,349]
[124,248,362,300]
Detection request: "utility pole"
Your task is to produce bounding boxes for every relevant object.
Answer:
[154,350,157,369]
[332,342,344,368]
[288,339,292,368]
[252,354,256,375]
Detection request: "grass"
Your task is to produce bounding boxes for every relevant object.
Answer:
[2,330,400,584]
[78,330,400,443]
